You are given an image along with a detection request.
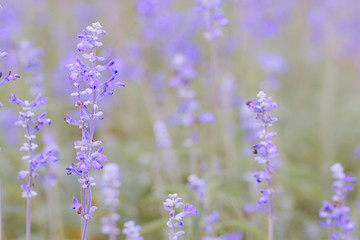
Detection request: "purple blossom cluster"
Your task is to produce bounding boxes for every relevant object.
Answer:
[193,0,229,40]
[169,53,213,146]
[163,193,198,240]
[0,51,19,110]
[203,211,219,234]
[246,91,278,204]
[0,51,20,93]
[306,0,360,60]
[188,174,206,204]
[153,120,172,148]
[10,93,56,198]
[256,53,287,91]
[122,221,144,240]
[18,41,45,95]
[239,0,294,42]
[319,163,356,240]
[246,91,278,240]
[99,163,121,239]
[9,92,57,240]
[64,21,124,239]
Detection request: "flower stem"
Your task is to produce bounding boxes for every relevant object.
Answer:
[264,114,274,240]
[267,177,274,240]
[26,122,34,240]
[26,197,31,240]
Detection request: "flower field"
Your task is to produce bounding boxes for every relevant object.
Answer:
[1,0,360,240]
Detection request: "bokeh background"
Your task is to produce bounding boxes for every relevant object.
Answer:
[1,0,360,239]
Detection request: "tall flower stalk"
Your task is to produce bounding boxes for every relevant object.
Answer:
[246,91,278,240]
[65,22,124,240]
[168,53,213,161]
[0,52,20,108]
[319,163,356,240]
[122,221,144,240]
[193,0,228,162]
[100,163,121,240]
[163,193,198,240]
[10,93,56,240]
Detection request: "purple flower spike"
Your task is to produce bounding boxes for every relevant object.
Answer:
[319,163,356,238]
[246,91,278,204]
[188,174,206,203]
[0,71,20,86]
[182,204,198,216]
[99,164,121,238]
[65,22,124,239]
[246,91,278,240]
[168,53,212,146]
[194,0,229,40]
[164,193,197,240]
[11,94,57,199]
[122,221,144,240]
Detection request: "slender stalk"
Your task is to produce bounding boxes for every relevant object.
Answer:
[26,197,31,240]
[25,123,34,240]
[168,207,175,240]
[81,40,97,239]
[266,177,274,240]
[264,118,274,240]
[209,39,219,165]
[81,185,91,240]
[45,181,55,240]
[108,204,116,240]
[81,182,86,238]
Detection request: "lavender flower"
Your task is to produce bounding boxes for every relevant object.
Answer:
[203,211,219,233]
[0,52,19,89]
[246,91,278,240]
[18,41,44,95]
[164,193,198,240]
[0,52,19,130]
[10,93,56,240]
[256,53,287,91]
[188,174,206,204]
[319,163,356,240]
[64,22,124,240]
[100,163,121,239]
[153,120,172,148]
[240,0,294,43]
[0,70,19,87]
[306,0,360,60]
[193,0,229,40]
[169,53,213,147]
[122,221,144,240]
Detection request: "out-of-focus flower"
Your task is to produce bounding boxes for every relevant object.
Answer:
[188,174,206,204]
[122,221,144,240]
[100,163,121,238]
[319,163,356,239]
[193,0,229,40]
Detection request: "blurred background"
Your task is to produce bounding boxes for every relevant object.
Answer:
[1,0,360,239]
